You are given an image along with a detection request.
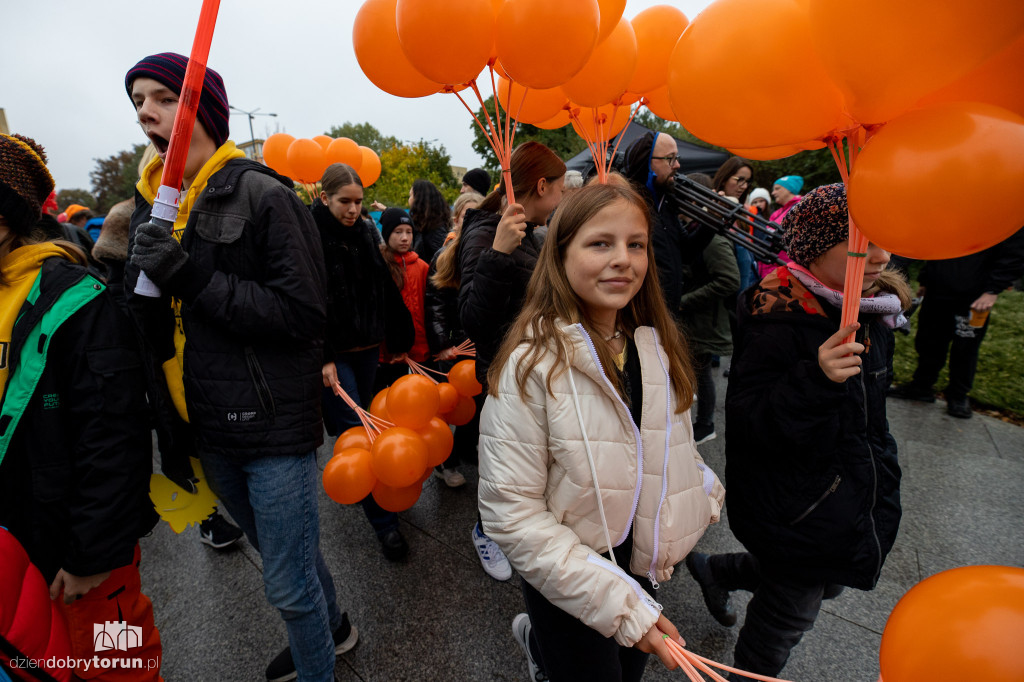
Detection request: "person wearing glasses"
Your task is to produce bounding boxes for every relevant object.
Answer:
[712,157,759,294]
[621,131,713,322]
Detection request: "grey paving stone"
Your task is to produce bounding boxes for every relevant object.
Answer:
[984,417,1024,464]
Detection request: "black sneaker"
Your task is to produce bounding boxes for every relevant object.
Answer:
[265,613,358,682]
[685,553,736,627]
[198,511,243,549]
[887,382,936,403]
[947,396,973,419]
[693,423,717,445]
[380,528,408,562]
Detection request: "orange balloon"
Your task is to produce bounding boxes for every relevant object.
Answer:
[262,133,295,176]
[417,417,455,467]
[533,109,572,130]
[371,427,429,487]
[848,102,1024,260]
[917,33,1024,120]
[313,135,333,151]
[371,479,422,512]
[396,0,495,85]
[497,77,569,125]
[442,395,477,427]
[596,0,626,42]
[386,374,441,430]
[628,5,689,95]
[879,565,1024,682]
[727,144,802,161]
[416,465,434,485]
[353,0,442,98]
[642,84,677,123]
[668,0,846,149]
[569,103,631,143]
[809,0,1024,125]
[612,91,642,107]
[496,0,600,90]
[488,0,505,62]
[323,448,376,504]
[448,360,482,397]
[326,137,363,171]
[369,388,392,422]
[359,147,382,187]
[436,382,460,414]
[563,16,638,108]
[286,138,328,184]
[334,426,372,454]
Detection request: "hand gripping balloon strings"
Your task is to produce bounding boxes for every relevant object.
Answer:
[450,339,476,358]
[330,379,391,440]
[135,0,222,297]
[662,636,795,682]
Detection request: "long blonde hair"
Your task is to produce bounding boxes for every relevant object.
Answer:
[487,179,695,412]
[431,192,484,290]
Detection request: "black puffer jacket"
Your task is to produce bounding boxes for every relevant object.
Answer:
[0,258,156,583]
[126,158,327,458]
[456,208,542,386]
[425,243,467,356]
[313,201,413,357]
[413,225,448,267]
[918,225,1024,300]
[724,268,902,590]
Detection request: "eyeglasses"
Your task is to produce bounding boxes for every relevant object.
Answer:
[651,154,679,164]
[732,176,752,186]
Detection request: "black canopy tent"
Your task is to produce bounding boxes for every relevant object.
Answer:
[564,122,731,179]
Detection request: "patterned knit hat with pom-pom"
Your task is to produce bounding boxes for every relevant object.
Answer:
[0,133,55,235]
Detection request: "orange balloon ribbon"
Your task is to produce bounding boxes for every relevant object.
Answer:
[403,357,448,381]
[568,100,643,184]
[662,636,794,682]
[442,339,477,360]
[330,379,391,440]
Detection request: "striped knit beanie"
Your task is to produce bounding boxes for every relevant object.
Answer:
[0,134,55,235]
[782,183,850,267]
[125,52,230,147]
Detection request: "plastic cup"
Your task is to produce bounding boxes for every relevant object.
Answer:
[968,308,990,328]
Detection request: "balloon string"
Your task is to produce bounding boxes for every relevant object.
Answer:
[607,101,643,175]
[568,108,605,183]
[454,87,505,166]
[330,379,385,439]
[826,138,850,184]
[472,74,516,204]
[662,637,794,682]
[403,357,447,381]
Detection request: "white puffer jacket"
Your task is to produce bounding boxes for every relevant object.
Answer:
[478,322,725,647]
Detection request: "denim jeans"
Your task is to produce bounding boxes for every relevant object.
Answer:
[322,347,380,437]
[201,450,342,682]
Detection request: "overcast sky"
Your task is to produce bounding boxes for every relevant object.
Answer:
[2,0,715,195]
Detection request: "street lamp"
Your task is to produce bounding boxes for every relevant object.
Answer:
[229,105,277,161]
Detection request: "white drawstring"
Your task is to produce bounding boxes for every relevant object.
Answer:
[566,362,617,567]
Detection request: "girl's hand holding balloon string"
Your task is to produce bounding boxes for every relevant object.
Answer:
[818,323,865,383]
[635,614,685,671]
[492,203,528,254]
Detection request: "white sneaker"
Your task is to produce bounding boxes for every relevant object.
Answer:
[471,522,512,581]
[512,613,547,681]
[433,467,466,488]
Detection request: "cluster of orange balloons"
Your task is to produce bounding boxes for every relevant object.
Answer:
[663,0,1024,260]
[322,361,482,512]
[879,565,1024,681]
[262,133,382,187]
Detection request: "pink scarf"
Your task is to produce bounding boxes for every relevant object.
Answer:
[787,263,907,329]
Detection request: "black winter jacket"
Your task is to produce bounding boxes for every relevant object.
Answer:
[918,225,1024,300]
[0,258,156,583]
[425,244,467,356]
[313,201,414,357]
[413,225,448,267]
[456,208,542,386]
[724,268,902,590]
[127,158,327,458]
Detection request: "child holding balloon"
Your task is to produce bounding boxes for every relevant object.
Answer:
[478,180,725,682]
[685,184,910,680]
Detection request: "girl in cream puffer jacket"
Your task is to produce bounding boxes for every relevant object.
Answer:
[478,181,725,681]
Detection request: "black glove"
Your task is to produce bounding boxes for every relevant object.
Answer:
[131,221,188,287]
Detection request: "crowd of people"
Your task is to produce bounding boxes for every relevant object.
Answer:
[2,50,1022,682]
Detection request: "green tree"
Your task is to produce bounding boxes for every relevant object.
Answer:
[90,143,148,212]
[469,96,587,171]
[324,122,399,152]
[369,140,460,206]
[55,188,95,211]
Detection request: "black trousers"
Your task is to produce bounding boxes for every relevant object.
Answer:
[694,352,717,428]
[912,295,990,399]
[707,552,843,680]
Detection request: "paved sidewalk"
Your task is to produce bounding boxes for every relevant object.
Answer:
[140,369,1024,681]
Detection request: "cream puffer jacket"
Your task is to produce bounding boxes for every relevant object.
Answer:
[478,322,725,647]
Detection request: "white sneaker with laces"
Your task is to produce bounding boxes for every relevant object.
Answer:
[471,522,512,581]
[433,467,466,488]
[512,613,547,681]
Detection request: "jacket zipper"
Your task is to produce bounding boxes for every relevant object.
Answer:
[245,346,277,423]
[577,325,644,548]
[859,369,883,584]
[647,329,672,589]
[789,474,841,526]
[586,555,662,617]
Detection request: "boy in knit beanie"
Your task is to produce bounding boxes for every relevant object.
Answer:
[124,53,354,682]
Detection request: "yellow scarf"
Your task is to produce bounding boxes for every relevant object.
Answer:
[0,243,74,399]
[138,141,245,422]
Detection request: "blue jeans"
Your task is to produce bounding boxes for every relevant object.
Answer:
[201,450,342,682]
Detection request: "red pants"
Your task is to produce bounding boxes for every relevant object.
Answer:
[56,545,163,682]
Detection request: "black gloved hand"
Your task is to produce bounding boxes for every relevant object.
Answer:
[131,221,188,287]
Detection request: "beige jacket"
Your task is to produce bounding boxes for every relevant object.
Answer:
[478,323,725,647]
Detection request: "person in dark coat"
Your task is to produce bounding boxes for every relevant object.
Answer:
[409,178,452,265]
[456,140,566,583]
[684,184,911,680]
[888,225,1024,418]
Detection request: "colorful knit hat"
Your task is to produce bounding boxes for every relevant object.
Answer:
[773,175,804,195]
[125,52,230,147]
[0,133,55,235]
[781,183,849,266]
